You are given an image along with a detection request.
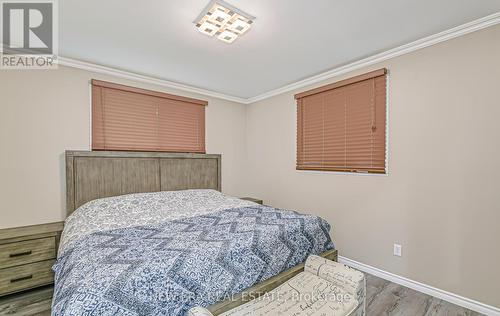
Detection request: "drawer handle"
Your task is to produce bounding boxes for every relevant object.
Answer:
[9,250,32,258]
[10,275,33,283]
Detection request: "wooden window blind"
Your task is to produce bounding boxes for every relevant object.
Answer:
[91,80,207,153]
[295,69,387,174]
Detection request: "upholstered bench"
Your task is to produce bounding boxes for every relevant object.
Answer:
[188,255,366,316]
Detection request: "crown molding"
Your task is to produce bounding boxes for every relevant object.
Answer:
[246,11,500,104]
[57,12,500,105]
[57,57,248,104]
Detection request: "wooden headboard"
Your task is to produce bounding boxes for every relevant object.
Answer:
[65,151,221,215]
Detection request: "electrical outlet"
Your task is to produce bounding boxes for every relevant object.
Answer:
[393,244,402,257]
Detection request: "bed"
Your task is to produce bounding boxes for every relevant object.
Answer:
[53,151,335,315]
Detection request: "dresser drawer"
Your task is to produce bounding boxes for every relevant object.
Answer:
[0,237,56,269]
[0,260,55,296]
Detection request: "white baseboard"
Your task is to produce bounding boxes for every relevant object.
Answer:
[338,256,500,316]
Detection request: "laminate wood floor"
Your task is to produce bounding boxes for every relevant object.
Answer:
[0,275,485,315]
[365,274,484,316]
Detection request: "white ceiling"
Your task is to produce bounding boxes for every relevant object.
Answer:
[60,0,500,99]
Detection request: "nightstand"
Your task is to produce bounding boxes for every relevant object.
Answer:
[0,222,63,297]
[240,197,263,205]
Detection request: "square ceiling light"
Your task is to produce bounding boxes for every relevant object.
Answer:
[194,0,255,43]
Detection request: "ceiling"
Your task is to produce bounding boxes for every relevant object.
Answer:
[60,0,500,99]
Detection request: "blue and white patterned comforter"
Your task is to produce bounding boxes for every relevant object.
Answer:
[53,190,334,315]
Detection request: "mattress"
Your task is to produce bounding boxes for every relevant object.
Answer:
[53,189,334,315]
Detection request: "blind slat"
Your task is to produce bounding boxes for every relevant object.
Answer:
[296,70,386,173]
[92,81,206,153]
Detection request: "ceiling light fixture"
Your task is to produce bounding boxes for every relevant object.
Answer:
[194,0,255,43]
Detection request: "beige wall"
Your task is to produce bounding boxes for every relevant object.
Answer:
[0,66,247,228]
[244,25,500,307]
[0,24,499,309]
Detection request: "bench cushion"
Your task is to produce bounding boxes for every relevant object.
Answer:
[221,271,358,316]
[188,256,365,316]
[305,255,366,308]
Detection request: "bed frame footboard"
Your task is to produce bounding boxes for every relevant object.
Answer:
[208,249,338,315]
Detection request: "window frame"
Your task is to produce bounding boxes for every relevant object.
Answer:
[294,69,389,175]
[90,79,207,153]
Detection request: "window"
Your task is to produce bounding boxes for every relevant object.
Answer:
[91,80,207,153]
[295,69,387,174]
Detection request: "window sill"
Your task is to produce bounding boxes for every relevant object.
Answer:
[296,169,388,177]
